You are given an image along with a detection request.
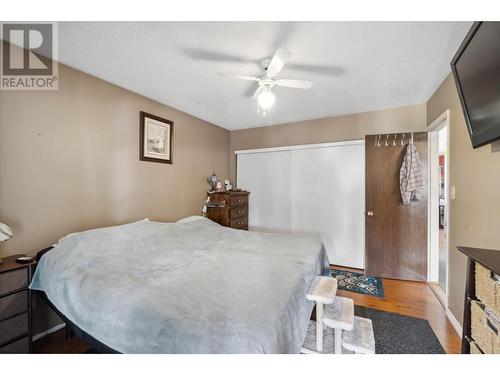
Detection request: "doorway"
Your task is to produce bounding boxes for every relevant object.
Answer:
[427,110,450,306]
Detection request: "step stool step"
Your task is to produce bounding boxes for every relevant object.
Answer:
[306,275,338,352]
[342,316,376,354]
[301,320,353,354]
[306,276,338,304]
[323,296,354,330]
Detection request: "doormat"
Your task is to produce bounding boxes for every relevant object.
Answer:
[331,269,384,297]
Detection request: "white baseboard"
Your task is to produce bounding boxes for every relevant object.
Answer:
[445,307,463,337]
[32,323,66,342]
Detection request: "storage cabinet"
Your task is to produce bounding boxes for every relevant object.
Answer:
[458,246,500,354]
[0,254,36,354]
[206,191,249,230]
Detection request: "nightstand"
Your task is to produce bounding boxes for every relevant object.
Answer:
[0,254,36,353]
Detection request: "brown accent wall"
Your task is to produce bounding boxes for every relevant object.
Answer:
[229,103,427,182]
[0,62,229,259]
[427,74,500,324]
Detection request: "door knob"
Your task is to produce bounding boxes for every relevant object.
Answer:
[367,211,374,217]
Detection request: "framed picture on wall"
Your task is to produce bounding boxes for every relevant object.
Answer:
[139,111,173,164]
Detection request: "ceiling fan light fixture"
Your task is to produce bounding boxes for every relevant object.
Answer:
[218,48,313,116]
[257,87,275,112]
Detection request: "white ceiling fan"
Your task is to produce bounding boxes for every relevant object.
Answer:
[218,48,313,115]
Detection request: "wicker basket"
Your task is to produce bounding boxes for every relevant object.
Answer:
[469,340,484,354]
[471,300,500,354]
[475,262,500,315]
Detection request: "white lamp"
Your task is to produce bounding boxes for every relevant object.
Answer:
[257,86,276,116]
[0,222,13,265]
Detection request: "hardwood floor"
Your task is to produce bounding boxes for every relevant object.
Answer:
[428,281,446,307]
[33,268,462,354]
[33,328,89,354]
[332,265,461,354]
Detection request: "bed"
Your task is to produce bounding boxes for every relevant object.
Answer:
[30,216,330,353]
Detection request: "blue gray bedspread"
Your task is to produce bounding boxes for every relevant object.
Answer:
[30,217,330,353]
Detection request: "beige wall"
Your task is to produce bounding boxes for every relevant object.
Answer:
[229,103,427,182]
[427,74,500,323]
[0,63,229,259]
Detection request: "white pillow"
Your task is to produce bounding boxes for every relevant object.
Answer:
[176,215,208,224]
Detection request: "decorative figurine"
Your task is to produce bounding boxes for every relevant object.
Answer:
[207,171,219,192]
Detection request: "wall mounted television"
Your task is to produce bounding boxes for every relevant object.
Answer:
[451,22,500,149]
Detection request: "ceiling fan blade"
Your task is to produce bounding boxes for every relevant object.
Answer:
[275,79,314,89]
[252,86,264,99]
[217,72,260,81]
[266,48,292,77]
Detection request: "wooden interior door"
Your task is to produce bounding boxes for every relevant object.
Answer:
[365,132,428,281]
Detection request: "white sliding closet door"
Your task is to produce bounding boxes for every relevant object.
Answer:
[290,144,365,268]
[237,151,291,233]
[236,141,365,268]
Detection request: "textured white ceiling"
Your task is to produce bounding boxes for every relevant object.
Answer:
[55,22,472,130]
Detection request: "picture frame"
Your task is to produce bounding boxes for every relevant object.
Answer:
[139,111,173,164]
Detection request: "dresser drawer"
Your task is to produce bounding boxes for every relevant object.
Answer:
[0,268,28,296]
[475,262,500,315]
[0,335,29,354]
[230,206,247,219]
[471,299,500,354]
[230,195,248,207]
[0,312,28,346]
[0,290,28,321]
[230,217,248,230]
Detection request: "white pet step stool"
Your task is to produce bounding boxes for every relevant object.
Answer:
[305,276,338,352]
[301,320,334,354]
[323,296,354,354]
[342,316,376,354]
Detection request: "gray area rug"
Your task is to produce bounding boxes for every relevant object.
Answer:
[354,305,445,354]
[303,306,445,354]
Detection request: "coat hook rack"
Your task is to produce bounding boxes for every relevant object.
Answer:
[373,132,414,148]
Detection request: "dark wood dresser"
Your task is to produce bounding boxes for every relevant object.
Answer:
[0,254,36,353]
[457,246,500,354]
[206,191,249,230]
